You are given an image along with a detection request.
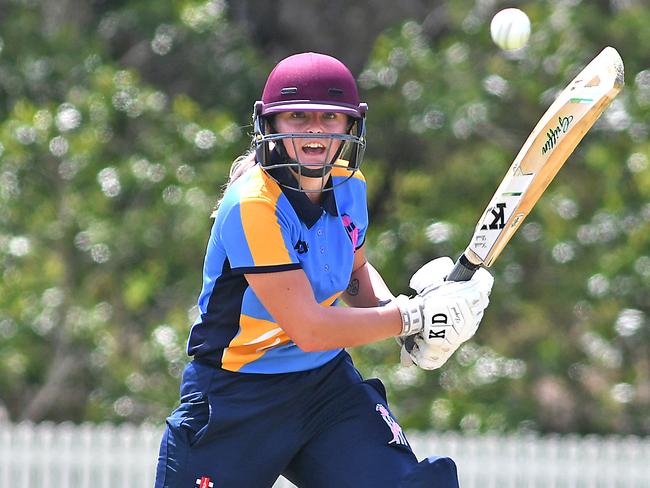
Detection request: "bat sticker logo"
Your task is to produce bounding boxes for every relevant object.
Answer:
[510,212,525,229]
[541,115,574,155]
[473,234,487,249]
[480,202,507,230]
[512,163,533,177]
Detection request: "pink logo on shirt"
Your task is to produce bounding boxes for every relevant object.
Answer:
[341,214,359,249]
[376,404,408,446]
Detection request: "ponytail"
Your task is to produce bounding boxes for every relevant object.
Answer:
[212,150,257,216]
[227,150,257,186]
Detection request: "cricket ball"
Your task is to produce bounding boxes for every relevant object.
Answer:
[490,8,531,50]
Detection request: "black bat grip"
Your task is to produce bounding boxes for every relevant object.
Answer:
[447,253,481,282]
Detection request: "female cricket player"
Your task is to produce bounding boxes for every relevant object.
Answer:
[154,52,493,488]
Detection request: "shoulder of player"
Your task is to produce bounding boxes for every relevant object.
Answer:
[217,166,291,220]
[330,160,366,183]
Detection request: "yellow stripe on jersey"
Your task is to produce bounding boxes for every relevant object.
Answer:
[222,291,343,372]
[320,291,343,307]
[240,168,292,266]
[222,315,291,372]
[330,159,366,182]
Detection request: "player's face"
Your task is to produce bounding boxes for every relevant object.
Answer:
[273,111,349,167]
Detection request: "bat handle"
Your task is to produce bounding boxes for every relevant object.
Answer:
[447,253,481,282]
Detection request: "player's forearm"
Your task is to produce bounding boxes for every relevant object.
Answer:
[342,261,394,308]
[245,266,401,351]
[293,302,402,352]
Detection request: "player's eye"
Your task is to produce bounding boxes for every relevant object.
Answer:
[322,112,337,120]
[290,111,306,119]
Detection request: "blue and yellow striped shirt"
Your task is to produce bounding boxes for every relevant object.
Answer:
[187,163,368,373]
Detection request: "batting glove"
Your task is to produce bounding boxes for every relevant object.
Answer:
[395,265,493,369]
[409,256,455,296]
[394,256,455,336]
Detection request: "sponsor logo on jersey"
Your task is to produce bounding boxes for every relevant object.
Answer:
[294,239,309,254]
[341,214,359,249]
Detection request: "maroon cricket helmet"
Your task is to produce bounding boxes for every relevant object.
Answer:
[258,52,367,118]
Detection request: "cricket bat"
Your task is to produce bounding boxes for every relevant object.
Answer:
[447,46,624,282]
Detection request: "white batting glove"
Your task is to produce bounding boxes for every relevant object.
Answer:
[395,266,493,369]
[394,257,455,336]
[420,267,493,347]
[396,266,493,338]
[409,256,455,296]
[395,257,456,367]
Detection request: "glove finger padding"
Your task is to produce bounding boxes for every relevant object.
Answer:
[411,334,455,370]
[438,268,493,316]
[439,267,493,301]
[409,257,455,296]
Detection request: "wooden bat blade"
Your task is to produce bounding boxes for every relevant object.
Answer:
[448,47,624,282]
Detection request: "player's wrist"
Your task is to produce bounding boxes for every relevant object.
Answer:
[395,294,424,336]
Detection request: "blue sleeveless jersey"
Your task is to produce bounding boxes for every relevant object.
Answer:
[187,163,368,373]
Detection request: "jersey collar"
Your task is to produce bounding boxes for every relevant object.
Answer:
[267,166,339,229]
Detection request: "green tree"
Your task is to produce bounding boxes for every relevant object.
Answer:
[0,0,262,422]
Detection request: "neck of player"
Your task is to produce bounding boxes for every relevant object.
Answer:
[291,170,328,204]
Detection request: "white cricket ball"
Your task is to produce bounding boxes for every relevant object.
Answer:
[490,8,531,50]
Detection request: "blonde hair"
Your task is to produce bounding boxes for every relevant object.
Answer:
[212,150,257,216]
[227,150,257,185]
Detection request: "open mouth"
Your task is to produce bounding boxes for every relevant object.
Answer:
[301,142,328,156]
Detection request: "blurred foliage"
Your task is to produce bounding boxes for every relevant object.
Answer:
[353,0,650,436]
[0,0,649,435]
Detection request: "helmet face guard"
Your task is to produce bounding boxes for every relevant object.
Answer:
[252,52,368,193]
[253,102,367,192]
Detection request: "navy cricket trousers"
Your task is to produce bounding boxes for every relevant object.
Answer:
[154,351,458,487]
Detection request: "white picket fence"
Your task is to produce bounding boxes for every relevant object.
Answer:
[1,422,648,487]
